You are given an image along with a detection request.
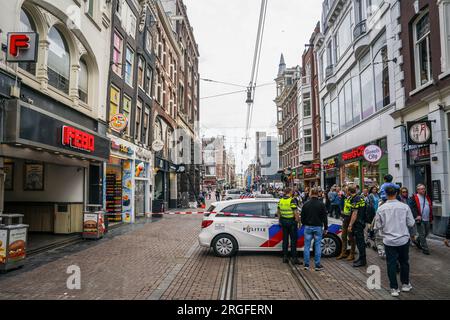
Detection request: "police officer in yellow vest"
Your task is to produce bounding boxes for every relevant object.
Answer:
[336,187,357,261]
[277,188,302,264]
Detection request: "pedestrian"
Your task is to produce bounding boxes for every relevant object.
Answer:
[380,174,400,203]
[368,186,380,212]
[347,184,368,267]
[301,188,328,271]
[362,188,369,201]
[336,187,356,261]
[276,188,301,265]
[215,189,220,201]
[328,186,341,219]
[400,187,417,245]
[409,184,432,255]
[324,188,331,215]
[374,186,415,297]
[301,187,310,203]
[338,186,346,216]
[356,185,361,195]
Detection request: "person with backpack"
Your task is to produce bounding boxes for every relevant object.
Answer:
[347,184,368,267]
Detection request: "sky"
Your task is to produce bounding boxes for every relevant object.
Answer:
[184,0,322,174]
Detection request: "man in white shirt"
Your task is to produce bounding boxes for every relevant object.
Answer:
[374,186,416,297]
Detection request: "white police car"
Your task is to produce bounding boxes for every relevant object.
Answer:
[198,199,343,258]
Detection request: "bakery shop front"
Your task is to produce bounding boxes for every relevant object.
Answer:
[0,98,110,250]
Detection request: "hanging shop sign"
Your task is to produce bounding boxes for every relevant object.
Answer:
[342,145,366,161]
[312,163,321,170]
[303,167,315,178]
[136,147,152,161]
[323,157,338,171]
[109,113,128,132]
[152,140,164,152]
[407,145,431,165]
[6,32,39,62]
[363,145,383,163]
[407,120,433,145]
[62,126,95,152]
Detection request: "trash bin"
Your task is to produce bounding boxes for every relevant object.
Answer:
[0,214,29,273]
[82,211,106,240]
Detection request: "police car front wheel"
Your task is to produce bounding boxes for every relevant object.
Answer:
[321,234,341,258]
[212,234,238,257]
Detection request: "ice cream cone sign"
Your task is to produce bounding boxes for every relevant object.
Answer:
[136,162,145,177]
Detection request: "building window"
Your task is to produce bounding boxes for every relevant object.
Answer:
[121,1,137,39]
[78,59,88,104]
[125,46,134,87]
[304,129,312,152]
[367,0,382,15]
[344,80,353,128]
[47,27,70,95]
[374,46,390,110]
[338,88,346,132]
[138,57,145,89]
[145,66,153,96]
[351,72,361,124]
[87,0,94,17]
[144,107,150,145]
[336,11,352,59]
[303,93,311,117]
[19,8,37,75]
[135,99,142,141]
[441,2,450,72]
[413,12,432,87]
[113,32,123,76]
[122,94,131,136]
[323,103,331,141]
[360,60,374,119]
[331,98,339,136]
[109,85,120,122]
[115,0,122,17]
[145,29,152,54]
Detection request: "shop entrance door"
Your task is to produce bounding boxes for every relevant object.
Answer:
[135,180,145,217]
[414,164,432,197]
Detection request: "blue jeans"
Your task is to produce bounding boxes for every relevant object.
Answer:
[303,226,323,266]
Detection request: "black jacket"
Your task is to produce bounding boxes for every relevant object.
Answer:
[446,219,450,240]
[301,197,328,230]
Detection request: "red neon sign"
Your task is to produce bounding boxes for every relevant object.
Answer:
[342,145,366,161]
[9,34,30,57]
[62,126,95,152]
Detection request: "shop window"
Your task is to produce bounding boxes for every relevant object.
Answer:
[18,8,37,75]
[113,31,123,76]
[48,27,70,94]
[78,58,89,104]
[413,11,432,88]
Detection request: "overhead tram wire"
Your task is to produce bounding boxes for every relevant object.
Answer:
[200,78,247,88]
[200,82,273,100]
[244,0,268,149]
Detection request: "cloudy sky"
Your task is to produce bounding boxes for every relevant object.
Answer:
[184,0,322,174]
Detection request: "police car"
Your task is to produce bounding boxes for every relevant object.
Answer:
[198,199,343,258]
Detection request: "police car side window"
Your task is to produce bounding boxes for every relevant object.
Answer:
[233,203,264,216]
[221,205,235,213]
[267,203,278,218]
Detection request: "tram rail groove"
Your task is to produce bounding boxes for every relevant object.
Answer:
[219,255,236,300]
[289,261,322,300]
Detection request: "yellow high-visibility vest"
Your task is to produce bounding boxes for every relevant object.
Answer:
[278,197,296,219]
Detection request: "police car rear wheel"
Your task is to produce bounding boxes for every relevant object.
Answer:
[321,234,341,258]
[212,235,237,257]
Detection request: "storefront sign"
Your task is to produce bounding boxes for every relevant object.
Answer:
[323,157,338,171]
[312,163,321,170]
[342,145,366,161]
[363,145,383,163]
[62,126,95,152]
[109,113,128,132]
[304,167,315,178]
[122,160,133,223]
[111,140,134,156]
[6,32,38,62]
[408,145,430,164]
[407,120,433,145]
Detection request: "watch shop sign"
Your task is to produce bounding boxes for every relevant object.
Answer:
[6,32,39,62]
[363,145,383,163]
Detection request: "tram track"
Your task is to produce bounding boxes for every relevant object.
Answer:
[288,261,322,300]
[219,255,237,300]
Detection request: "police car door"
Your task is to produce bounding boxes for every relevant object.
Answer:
[231,202,268,250]
[261,202,284,251]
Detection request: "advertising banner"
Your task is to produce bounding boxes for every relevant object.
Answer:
[83,213,98,235]
[8,228,27,263]
[122,160,133,223]
[0,230,7,265]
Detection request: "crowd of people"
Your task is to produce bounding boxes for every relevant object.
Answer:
[276,174,450,297]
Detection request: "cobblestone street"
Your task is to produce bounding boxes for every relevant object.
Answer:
[1,213,449,300]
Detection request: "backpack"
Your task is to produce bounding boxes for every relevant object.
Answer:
[364,200,376,224]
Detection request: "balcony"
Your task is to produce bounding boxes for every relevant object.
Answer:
[325,64,336,90]
[353,20,369,59]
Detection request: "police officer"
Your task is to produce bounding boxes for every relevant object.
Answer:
[347,185,368,267]
[336,187,356,261]
[277,188,302,265]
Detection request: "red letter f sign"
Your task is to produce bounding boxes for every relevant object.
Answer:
[9,34,30,57]
[6,32,38,62]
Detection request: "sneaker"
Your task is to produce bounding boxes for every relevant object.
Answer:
[315,264,324,271]
[303,265,310,270]
[401,283,413,292]
[390,289,400,297]
[422,250,430,255]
